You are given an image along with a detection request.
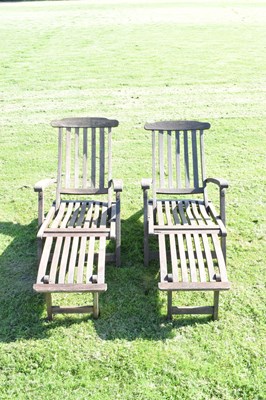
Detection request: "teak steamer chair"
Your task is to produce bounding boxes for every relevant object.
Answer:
[141,121,230,320]
[33,118,122,320]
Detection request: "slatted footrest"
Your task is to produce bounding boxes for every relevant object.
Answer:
[158,231,229,287]
[36,233,106,287]
[158,231,230,319]
[35,231,108,319]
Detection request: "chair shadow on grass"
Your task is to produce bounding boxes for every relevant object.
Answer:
[0,211,209,343]
[0,220,49,343]
[94,209,210,341]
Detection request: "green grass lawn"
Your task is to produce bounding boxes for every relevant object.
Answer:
[0,1,265,399]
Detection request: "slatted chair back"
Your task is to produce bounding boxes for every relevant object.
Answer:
[144,121,211,203]
[51,117,119,208]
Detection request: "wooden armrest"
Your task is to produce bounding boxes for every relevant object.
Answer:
[112,179,123,192]
[34,178,56,192]
[141,178,152,190]
[205,178,228,189]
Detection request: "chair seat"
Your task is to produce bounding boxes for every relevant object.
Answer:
[148,199,226,236]
[37,200,117,239]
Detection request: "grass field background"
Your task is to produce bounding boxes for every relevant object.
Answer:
[0,1,265,399]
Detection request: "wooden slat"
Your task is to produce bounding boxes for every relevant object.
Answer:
[58,202,80,283]
[100,127,105,189]
[67,202,87,283]
[145,121,211,131]
[175,130,181,188]
[65,127,71,187]
[157,201,168,282]
[201,233,216,282]
[177,234,189,282]
[148,201,154,234]
[198,203,227,281]
[36,238,53,283]
[49,203,68,283]
[49,202,74,283]
[185,200,206,282]
[37,205,56,238]
[190,201,215,282]
[185,234,197,282]
[56,127,63,208]
[152,130,156,205]
[191,201,205,226]
[194,233,206,282]
[159,130,164,188]
[191,129,199,188]
[77,203,94,283]
[154,226,221,234]
[82,128,88,188]
[108,127,112,207]
[67,235,79,283]
[178,200,189,225]
[33,283,107,293]
[164,201,172,225]
[57,238,71,283]
[52,117,118,129]
[43,227,110,238]
[156,188,204,194]
[198,202,214,225]
[91,127,96,187]
[43,228,110,237]
[184,200,195,225]
[97,203,107,284]
[110,202,116,239]
[157,200,165,226]
[74,128,79,187]
[158,281,230,291]
[200,129,206,182]
[37,202,68,283]
[171,200,181,225]
[183,130,190,188]
[208,202,227,236]
[86,202,100,284]
[165,202,178,282]
[167,131,173,188]
[60,188,108,195]
[212,234,228,281]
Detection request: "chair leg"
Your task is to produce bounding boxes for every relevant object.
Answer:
[93,293,100,319]
[213,291,220,321]
[167,291,173,320]
[45,293,53,321]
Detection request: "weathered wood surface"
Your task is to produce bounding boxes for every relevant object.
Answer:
[33,283,107,293]
[147,124,210,196]
[144,121,210,131]
[142,120,229,320]
[51,117,119,128]
[157,230,229,287]
[34,117,122,319]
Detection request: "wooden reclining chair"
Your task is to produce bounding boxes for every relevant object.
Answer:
[141,121,230,320]
[33,117,122,320]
